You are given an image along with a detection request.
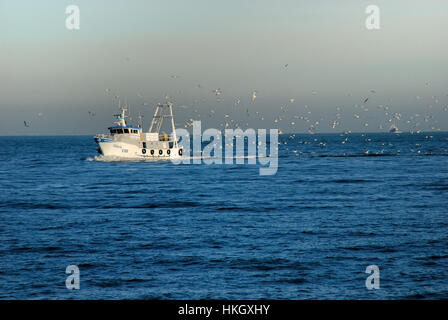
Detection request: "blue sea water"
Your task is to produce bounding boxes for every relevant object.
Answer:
[0,132,447,299]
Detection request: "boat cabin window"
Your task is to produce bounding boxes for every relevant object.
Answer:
[110,128,139,134]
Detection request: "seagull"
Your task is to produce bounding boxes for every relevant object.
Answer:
[251,90,257,102]
[331,120,339,128]
[234,98,241,107]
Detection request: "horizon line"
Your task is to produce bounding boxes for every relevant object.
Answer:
[0,131,446,137]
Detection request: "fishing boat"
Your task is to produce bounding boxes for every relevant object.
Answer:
[389,124,401,133]
[94,102,183,159]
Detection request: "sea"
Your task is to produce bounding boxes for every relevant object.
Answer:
[0,132,447,299]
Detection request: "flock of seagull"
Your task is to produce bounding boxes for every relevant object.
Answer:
[23,63,447,151]
[99,72,446,137]
[98,74,448,156]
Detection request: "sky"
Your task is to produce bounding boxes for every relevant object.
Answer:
[0,0,447,135]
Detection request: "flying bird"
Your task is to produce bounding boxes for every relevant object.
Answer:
[234,98,241,107]
[251,90,257,102]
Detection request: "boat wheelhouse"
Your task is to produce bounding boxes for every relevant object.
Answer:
[108,127,141,135]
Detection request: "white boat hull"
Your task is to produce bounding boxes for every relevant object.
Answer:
[97,140,182,159]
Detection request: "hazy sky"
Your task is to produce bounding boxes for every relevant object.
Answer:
[1,0,447,135]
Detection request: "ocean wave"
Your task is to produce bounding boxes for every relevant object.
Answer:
[0,201,68,210]
[330,179,377,183]
[312,152,448,158]
[99,201,201,209]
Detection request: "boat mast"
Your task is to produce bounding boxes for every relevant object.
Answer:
[169,103,178,147]
[148,104,161,133]
[148,103,178,146]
